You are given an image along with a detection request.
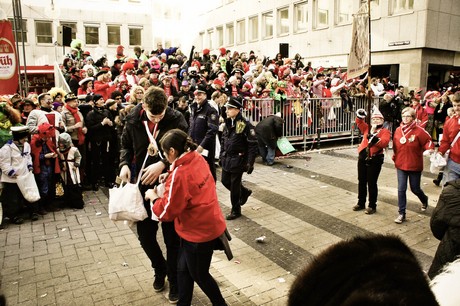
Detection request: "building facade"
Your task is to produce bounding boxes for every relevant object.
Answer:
[195,0,460,90]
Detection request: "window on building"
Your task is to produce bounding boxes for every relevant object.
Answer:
[207,29,214,49]
[390,0,414,14]
[277,7,289,36]
[314,0,329,28]
[249,15,258,41]
[236,19,245,44]
[60,22,77,40]
[85,25,99,45]
[336,0,352,24]
[294,2,308,33]
[262,11,273,39]
[199,32,205,49]
[35,20,52,44]
[129,27,142,46]
[107,25,121,45]
[226,23,235,46]
[216,26,223,48]
[8,18,27,43]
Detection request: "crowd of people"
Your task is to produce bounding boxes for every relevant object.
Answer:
[0,42,460,305]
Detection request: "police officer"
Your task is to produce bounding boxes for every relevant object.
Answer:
[220,96,258,220]
[189,84,219,181]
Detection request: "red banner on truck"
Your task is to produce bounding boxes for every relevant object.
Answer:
[0,20,19,95]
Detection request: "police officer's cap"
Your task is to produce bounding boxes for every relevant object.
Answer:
[225,96,243,109]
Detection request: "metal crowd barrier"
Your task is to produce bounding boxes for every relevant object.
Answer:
[242,96,382,150]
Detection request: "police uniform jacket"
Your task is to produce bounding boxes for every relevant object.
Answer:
[189,100,219,153]
[220,112,258,173]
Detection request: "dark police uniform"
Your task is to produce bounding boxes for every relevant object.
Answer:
[189,99,219,181]
[220,100,258,220]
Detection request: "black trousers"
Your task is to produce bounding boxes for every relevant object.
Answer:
[88,141,111,185]
[136,215,179,286]
[177,238,226,306]
[221,169,250,214]
[357,154,384,208]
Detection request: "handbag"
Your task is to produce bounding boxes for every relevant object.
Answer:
[16,171,41,203]
[108,153,149,222]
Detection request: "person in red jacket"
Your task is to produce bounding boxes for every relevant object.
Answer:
[146,129,227,306]
[353,106,391,214]
[437,92,460,184]
[411,96,428,129]
[93,67,119,101]
[393,107,434,224]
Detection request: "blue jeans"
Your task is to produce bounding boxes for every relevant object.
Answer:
[444,158,460,184]
[396,169,428,215]
[258,144,276,165]
[177,238,226,306]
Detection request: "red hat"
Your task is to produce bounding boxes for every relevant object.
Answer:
[203,48,210,55]
[371,106,384,119]
[122,62,134,71]
[213,79,225,87]
[243,82,252,89]
[219,47,226,56]
[38,122,55,139]
[317,66,325,74]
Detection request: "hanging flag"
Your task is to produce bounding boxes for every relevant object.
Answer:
[0,20,19,94]
[347,4,369,80]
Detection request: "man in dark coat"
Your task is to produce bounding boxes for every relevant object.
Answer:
[188,84,219,181]
[255,114,284,166]
[220,96,258,220]
[428,178,460,279]
[118,86,187,303]
[85,94,115,190]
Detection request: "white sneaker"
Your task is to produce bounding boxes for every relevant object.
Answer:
[394,214,406,224]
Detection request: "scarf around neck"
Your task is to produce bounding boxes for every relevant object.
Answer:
[65,104,85,145]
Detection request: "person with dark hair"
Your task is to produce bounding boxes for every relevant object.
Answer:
[118,86,188,304]
[220,96,258,220]
[85,94,115,190]
[288,234,439,306]
[255,113,284,166]
[146,129,228,306]
[188,84,219,181]
[428,178,460,279]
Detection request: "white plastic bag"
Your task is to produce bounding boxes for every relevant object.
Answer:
[16,171,41,203]
[108,182,148,222]
[429,152,447,173]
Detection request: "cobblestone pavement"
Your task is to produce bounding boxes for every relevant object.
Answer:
[0,146,442,305]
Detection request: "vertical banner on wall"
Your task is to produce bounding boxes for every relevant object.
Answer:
[0,20,19,94]
[347,4,369,80]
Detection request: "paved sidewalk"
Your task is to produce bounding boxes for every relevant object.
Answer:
[0,145,442,305]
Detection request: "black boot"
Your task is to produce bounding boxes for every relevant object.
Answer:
[433,172,443,186]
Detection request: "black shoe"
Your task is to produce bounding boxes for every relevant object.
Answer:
[240,189,252,206]
[153,275,165,292]
[105,182,116,188]
[433,179,440,187]
[30,213,39,221]
[226,211,241,220]
[352,204,365,211]
[12,217,24,224]
[81,184,92,191]
[168,284,179,304]
[365,207,376,215]
[92,184,99,191]
[421,198,428,212]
